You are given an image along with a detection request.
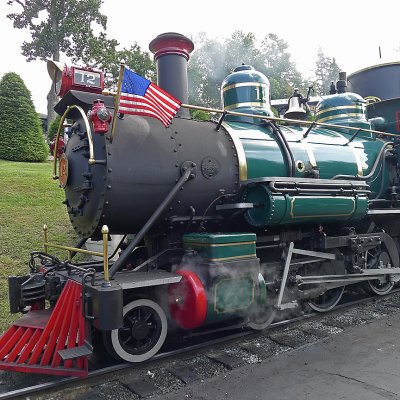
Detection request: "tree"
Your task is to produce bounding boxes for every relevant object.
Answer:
[95,43,156,90]
[188,33,227,108]
[314,48,341,95]
[0,72,48,162]
[261,33,305,99]
[47,114,62,141]
[188,31,306,108]
[7,0,118,126]
[188,31,268,108]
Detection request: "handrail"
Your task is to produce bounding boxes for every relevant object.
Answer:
[43,225,110,284]
[52,105,96,180]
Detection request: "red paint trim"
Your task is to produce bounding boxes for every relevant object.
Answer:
[149,33,194,61]
[168,269,207,329]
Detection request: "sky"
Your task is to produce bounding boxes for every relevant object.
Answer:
[0,0,399,115]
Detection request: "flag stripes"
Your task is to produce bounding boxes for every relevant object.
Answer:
[117,68,181,127]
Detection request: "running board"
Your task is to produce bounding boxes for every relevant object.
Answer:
[0,280,89,377]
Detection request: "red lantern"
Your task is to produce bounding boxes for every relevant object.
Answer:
[90,99,112,134]
[49,136,65,158]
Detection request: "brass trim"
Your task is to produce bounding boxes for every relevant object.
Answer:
[315,104,364,117]
[110,63,125,142]
[52,105,95,180]
[364,96,382,104]
[43,242,103,257]
[224,101,268,111]
[209,254,257,262]
[185,241,255,248]
[213,277,255,314]
[102,225,110,282]
[222,122,248,181]
[179,103,398,138]
[295,160,306,172]
[43,224,48,253]
[222,82,269,93]
[289,197,356,219]
[316,113,366,124]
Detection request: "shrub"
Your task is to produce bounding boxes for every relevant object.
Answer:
[190,109,211,121]
[48,115,62,141]
[0,72,48,162]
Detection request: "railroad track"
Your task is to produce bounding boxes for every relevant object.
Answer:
[2,288,400,400]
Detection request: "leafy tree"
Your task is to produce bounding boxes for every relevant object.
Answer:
[0,72,48,162]
[261,33,305,99]
[7,0,118,126]
[188,33,226,108]
[188,31,306,108]
[314,48,341,95]
[188,31,267,108]
[190,109,211,121]
[95,43,156,89]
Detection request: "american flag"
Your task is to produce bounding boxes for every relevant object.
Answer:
[117,67,181,127]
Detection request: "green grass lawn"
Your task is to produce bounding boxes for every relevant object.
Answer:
[0,159,77,333]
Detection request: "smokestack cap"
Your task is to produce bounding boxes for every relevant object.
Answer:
[149,32,194,61]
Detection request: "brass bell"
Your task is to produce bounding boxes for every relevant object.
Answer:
[284,89,307,120]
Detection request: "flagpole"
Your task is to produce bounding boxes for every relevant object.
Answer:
[110,62,125,142]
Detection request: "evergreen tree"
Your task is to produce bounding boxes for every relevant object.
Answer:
[0,72,48,162]
[47,114,62,141]
[314,48,341,95]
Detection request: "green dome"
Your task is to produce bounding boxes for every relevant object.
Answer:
[315,93,371,131]
[221,65,273,124]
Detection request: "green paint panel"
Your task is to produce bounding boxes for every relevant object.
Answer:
[223,121,386,189]
[213,276,254,314]
[204,273,267,323]
[224,86,270,110]
[183,233,256,261]
[242,139,287,178]
[243,185,369,227]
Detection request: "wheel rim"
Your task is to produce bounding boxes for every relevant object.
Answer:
[308,285,345,312]
[365,249,394,296]
[368,279,394,295]
[247,309,276,330]
[110,299,167,362]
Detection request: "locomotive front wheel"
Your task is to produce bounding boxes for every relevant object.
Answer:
[105,299,168,363]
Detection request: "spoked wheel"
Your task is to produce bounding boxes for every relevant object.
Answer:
[306,254,346,313]
[247,274,276,330]
[104,299,168,362]
[308,286,345,312]
[364,249,394,296]
[247,306,276,330]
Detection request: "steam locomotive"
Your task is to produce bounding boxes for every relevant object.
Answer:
[1,32,400,378]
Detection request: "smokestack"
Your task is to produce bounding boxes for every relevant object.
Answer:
[149,32,194,118]
[336,71,347,94]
